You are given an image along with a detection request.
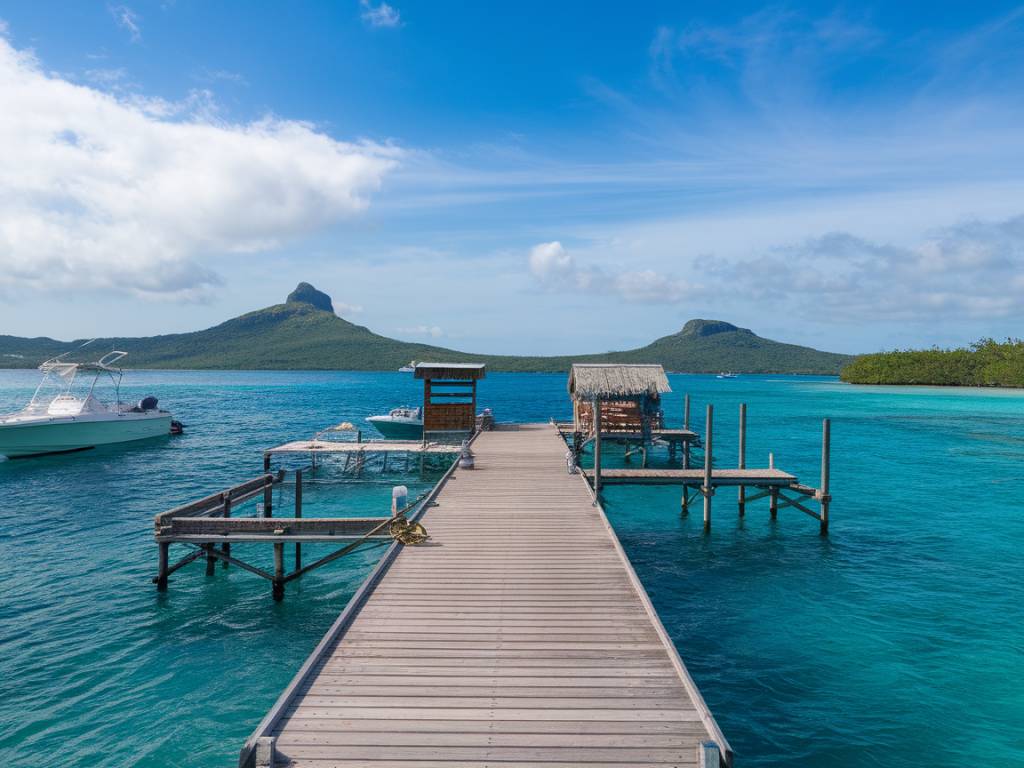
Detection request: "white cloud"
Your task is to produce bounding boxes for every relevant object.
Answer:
[528,241,574,280]
[109,5,141,42]
[527,241,694,304]
[399,324,443,338]
[360,0,401,28]
[334,301,363,316]
[709,214,1024,321]
[0,36,401,299]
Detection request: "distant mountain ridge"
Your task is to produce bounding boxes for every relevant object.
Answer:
[0,284,852,374]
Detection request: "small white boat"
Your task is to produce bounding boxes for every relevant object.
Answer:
[366,406,422,440]
[717,372,739,379]
[398,361,417,373]
[0,351,174,459]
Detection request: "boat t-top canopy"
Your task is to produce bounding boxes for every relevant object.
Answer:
[40,350,128,377]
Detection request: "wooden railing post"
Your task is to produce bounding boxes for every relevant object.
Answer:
[820,418,831,535]
[703,404,714,533]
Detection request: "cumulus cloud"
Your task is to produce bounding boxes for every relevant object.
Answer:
[712,214,1024,321]
[527,241,694,303]
[0,36,401,299]
[399,324,443,338]
[360,0,401,28]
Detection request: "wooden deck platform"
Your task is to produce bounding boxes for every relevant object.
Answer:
[587,468,797,486]
[554,423,700,444]
[266,440,459,455]
[240,424,731,768]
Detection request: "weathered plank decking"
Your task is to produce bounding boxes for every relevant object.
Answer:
[587,468,797,486]
[241,424,731,767]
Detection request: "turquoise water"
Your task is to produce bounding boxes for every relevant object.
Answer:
[1,371,1021,767]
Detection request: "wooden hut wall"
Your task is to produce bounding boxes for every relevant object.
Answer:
[575,397,663,433]
[423,378,477,432]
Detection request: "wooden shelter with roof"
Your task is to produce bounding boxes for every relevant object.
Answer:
[569,363,670,437]
[414,362,486,437]
[568,363,671,494]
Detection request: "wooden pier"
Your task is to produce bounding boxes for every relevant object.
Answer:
[239,424,731,768]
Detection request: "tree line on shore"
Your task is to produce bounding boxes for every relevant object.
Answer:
[841,338,1024,387]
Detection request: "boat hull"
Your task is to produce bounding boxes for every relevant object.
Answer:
[367,417,423,440]
[0,414,172,458]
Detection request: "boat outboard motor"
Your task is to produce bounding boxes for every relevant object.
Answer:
[138,395,159,411]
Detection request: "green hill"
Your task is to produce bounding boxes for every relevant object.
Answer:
[0,283,851,374]
[841,338,1024,386]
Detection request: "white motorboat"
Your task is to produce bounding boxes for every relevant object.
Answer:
[366,406,423,440]
[398,361,417,373]
[0,351,174,458]
[716,372,739,379]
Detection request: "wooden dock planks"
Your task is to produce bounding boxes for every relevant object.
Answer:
[242,424,730,767]
[587,467,797,486]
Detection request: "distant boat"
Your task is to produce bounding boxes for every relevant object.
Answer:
[717,372,739,379]
[398,360,417,373]
[367,406,423,439]
[0,351,174,458]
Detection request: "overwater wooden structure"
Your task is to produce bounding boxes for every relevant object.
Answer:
[153,468,431,600]
[238,425,732,768]
[415,362,486,439]
[581,401,832,535]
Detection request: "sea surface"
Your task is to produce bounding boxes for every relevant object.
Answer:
[0,370,1021,767]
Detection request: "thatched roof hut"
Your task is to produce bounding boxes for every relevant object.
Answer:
[568,364,671,401]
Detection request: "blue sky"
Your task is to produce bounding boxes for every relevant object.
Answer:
[1,2,1023,354]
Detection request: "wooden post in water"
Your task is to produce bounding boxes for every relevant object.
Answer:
[820,418,831,536]
[682,394,691,469]
[294,469,303,570]
[768,451,778,519]
[592,399,602,499]
[702,404,714,533]
[221,492,232,568]
[738,403,747,517]
[157,542,169,591]
[263,459,273,518]
[273,543,285,601]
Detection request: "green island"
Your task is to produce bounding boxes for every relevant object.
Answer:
[0,282,851,374]
[840,339,1024,387]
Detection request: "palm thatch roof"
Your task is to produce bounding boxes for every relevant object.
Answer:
[568,364,671,400]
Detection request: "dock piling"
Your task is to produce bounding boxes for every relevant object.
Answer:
[221,492,232,568]
[272,543,284,601]
[820,418,831,535]
[294,469,303,570]
[702,404,714,533]
[157,542,169,590]
[592,399,602,500]
[738,403,746,517]
[683,394,691,469]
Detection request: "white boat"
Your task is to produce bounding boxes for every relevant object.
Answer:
[398,361,417,373]
[366,406,423,440]
[0,351,174,459]
[717,372,739,379]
